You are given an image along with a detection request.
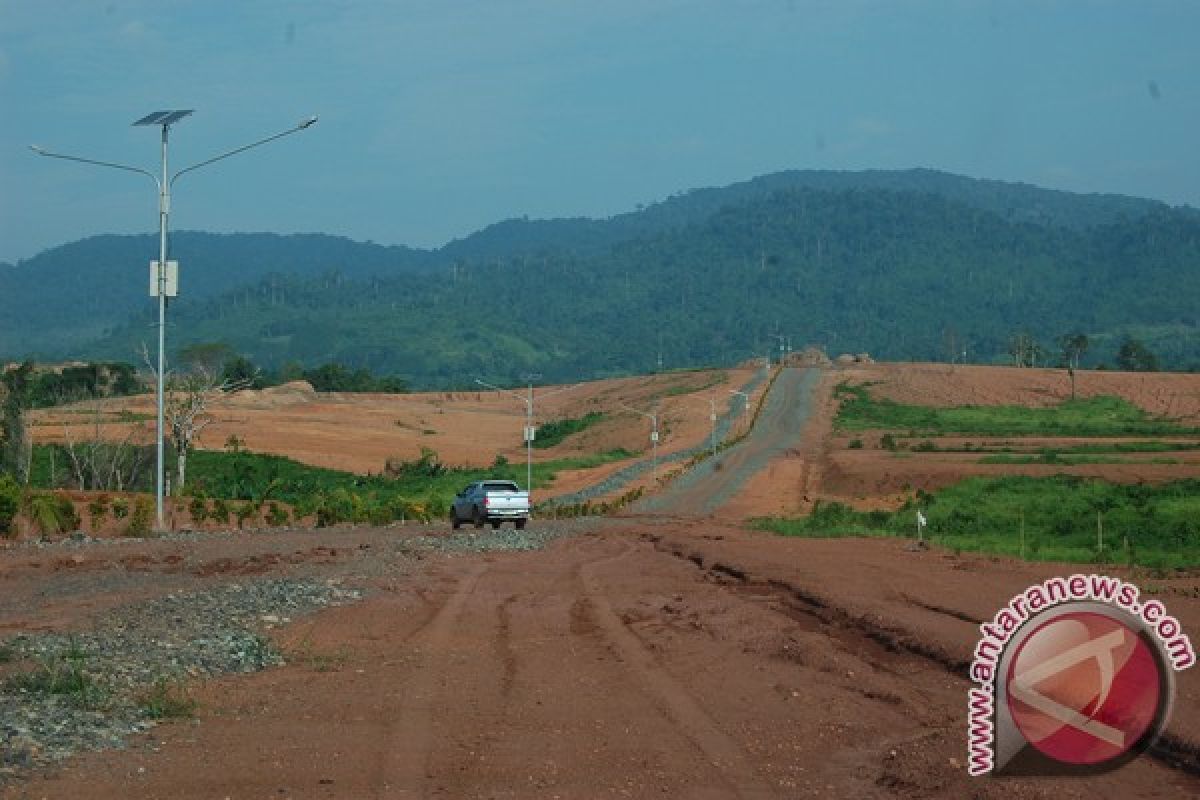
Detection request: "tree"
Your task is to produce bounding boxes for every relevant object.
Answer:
[1008,332,1041,368]
[1116,336,1159,372]
[221,356,264,389]
[0,362,34,484]
[144,346,256,495]
[1058,332,1089,398]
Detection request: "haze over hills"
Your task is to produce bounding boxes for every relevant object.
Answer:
[3,168,1198,386]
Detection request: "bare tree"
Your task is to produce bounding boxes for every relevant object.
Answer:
[1008,332,1041,368]
[142,345,256,496]
[1058,332,1089,398]
[59,402,152,491]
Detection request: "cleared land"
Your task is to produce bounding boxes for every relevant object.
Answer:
[28,367,764,506]
[815,363,1200,508]
[4,364,1200,798]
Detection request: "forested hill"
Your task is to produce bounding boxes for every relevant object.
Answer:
[82,185,1200,387]
[0,232,434,354]
[4,168,1198,385]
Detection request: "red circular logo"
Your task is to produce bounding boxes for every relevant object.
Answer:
[1005,611,1164,766]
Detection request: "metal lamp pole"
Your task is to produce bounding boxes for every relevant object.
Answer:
[475,377,576,496]
[31,112,318,530]
[619,403,659,481]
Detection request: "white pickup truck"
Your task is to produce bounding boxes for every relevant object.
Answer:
[450,480,531,530]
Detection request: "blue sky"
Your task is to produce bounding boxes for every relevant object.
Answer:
[2,0,1198,264]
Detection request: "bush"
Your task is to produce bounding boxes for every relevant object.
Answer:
[847,438,863,449]
[266,501,290,527]
[234,501,258,529]
[880,433,898,451]
[111,497,130,519]
[0,474,20,538]
[126,496,153,537]
[86,494,111,528]
[210,498,231,526]
[188,492,209,524]
[24,492,79,536]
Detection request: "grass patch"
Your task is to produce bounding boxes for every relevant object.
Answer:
[834,382,1196,437]
[979,453,1178,465]
[533,412,605,449]
[137,677,198,719]
[753,476,1200,568]
[7,637,104,709]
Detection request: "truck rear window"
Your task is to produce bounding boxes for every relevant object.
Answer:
[482,482,520,491]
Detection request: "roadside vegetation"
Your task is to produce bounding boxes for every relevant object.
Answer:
[754,476,1200,569]
[776,384,1200,568]
[834,382,1197,437]
[21,440,635,531]
[533,412,605,449]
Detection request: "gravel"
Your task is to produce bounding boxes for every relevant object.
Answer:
[0,517,596,785]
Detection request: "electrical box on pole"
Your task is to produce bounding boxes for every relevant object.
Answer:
[150,260,178,297]
[523,425,536,443]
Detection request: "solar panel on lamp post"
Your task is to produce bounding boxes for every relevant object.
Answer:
[31,112,318,530]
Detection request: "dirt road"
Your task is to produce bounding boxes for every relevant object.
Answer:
[6,369,1200,798]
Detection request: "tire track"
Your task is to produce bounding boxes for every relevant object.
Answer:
[578,546,780,799]
[381,563,488,799]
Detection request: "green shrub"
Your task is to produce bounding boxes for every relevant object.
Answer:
[126,496,153,537]
[86,494,111,528]
[533,412,605,449]
[24,492,79,536]
[0,474,20,538]
[210,498,231,526]
[880,433,898,451]
[234,501,258,529]
[188,492,209,524]
[266,501,290,527]
[111,497,130,519]
[847,438,863,449]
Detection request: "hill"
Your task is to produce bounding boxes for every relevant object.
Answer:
[5,169,1199,385]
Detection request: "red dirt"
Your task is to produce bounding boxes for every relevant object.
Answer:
[7,364,1200,797]
[5,521,1198,799]
[31,369,757,502]
[814,364,1200,507]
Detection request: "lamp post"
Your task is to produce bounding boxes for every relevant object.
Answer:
[619,403,659,481]
[771,333,786,366]
[31,112,318,530]
[475,377,576,497]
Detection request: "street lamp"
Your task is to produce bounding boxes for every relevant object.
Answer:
[31,111,318,530]
[771,333,786,366]
[619,403,660,481]
[475,376,576,497]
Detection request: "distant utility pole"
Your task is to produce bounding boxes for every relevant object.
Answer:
[475,376,576,498]
[620,403,660,481]
[771,334,786,366]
